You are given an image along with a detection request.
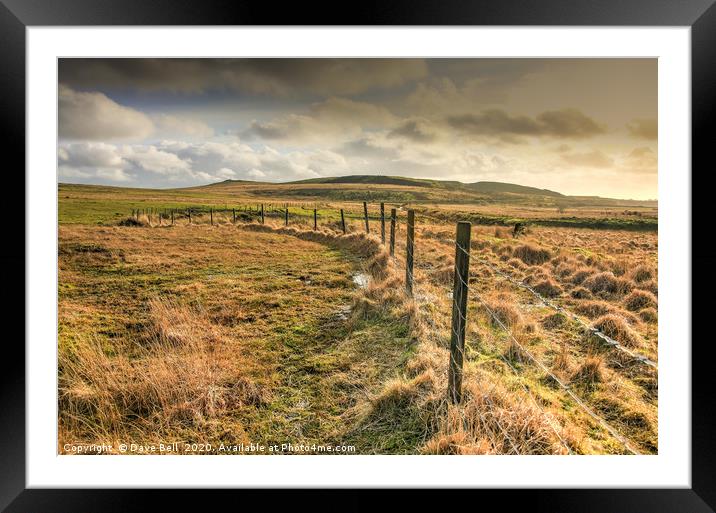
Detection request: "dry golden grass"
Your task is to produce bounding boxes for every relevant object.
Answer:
[593,314,641,347]
[623,290,658,311]
[58,201,658,455]
[513,244,552,265]
[59,298,267,450]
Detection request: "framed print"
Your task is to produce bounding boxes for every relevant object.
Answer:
[3,0,715,510]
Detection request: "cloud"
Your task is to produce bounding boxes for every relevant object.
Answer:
[59,58,429,97]
[339,137,401,160]
[59,85,154,141]
[58,140,353,186]
[626,118,657,140]
[560,149,614,168]
[447,108,605,141]
[387,119,437,143]
[215,167,237,179]
[153,114,214,138]
[121,145,192,175]
[58,142,124,169]
[244,97,397,143]
[622,146,657,173]
[536,109,606,138]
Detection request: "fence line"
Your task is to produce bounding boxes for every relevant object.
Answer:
[127,201,652,454]
[450,241,658,370]
[448,246,640,455]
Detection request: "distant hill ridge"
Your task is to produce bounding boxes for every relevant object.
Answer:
[219,175,564,197]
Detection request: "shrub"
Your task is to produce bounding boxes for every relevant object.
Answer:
[623,290,657,311]
[513,244,552,265]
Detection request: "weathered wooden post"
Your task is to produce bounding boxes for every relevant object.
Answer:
[380,203,385,244]
[285,207,289,226]
[261,204,265,224]
[233,208,236,223]
[405,210,415,297]
[363,202,369,233]
[448,221,472,405]
[171,209,174,225]
[210,208,214,226]
[188,209,192,224]
[313,208,317,230]
[390,208,396,256]
[340,209,346,234]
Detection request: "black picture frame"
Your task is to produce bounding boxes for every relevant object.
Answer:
[2,1,714,510]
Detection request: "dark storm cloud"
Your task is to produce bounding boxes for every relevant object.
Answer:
[446,108,605,140]
[387,119,437,143]
[59,58,428,97]
[339,138,401,160]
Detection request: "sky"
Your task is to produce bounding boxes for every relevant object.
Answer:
[57,58,657,199]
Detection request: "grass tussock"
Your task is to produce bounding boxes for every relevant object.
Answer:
[593,314,641,347]
[638,307,658,323]
[574,300,612,319]
[583,271,633,297]
[423,379,569,455]
[571,356,605,385]
[570,268,594,285]
[570,286,593,299]
[59,298,266,448]
[623,290,657,311]
[532,278,563,298]
[630,265,655,284]
[513,244,552,265]
[542,312,569,329]
[485,298,523,328]
[118,216,147,227]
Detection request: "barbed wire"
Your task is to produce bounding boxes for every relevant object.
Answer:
[444,238,658,370]
[451,268,640,455]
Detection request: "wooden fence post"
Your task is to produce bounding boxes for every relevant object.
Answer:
[405,210,415,297]
[210,208,213,226]
[448,221,472,405]
[232,208,236,223]
[380,203,385,244]
[314,208,317,230]
[363,202,370,233]
[340,209,346,234]
[261,204,265,224]
[285,207,289,226]
[188,209,192,224]
[171,209,174,225]
[390,208,396,256]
